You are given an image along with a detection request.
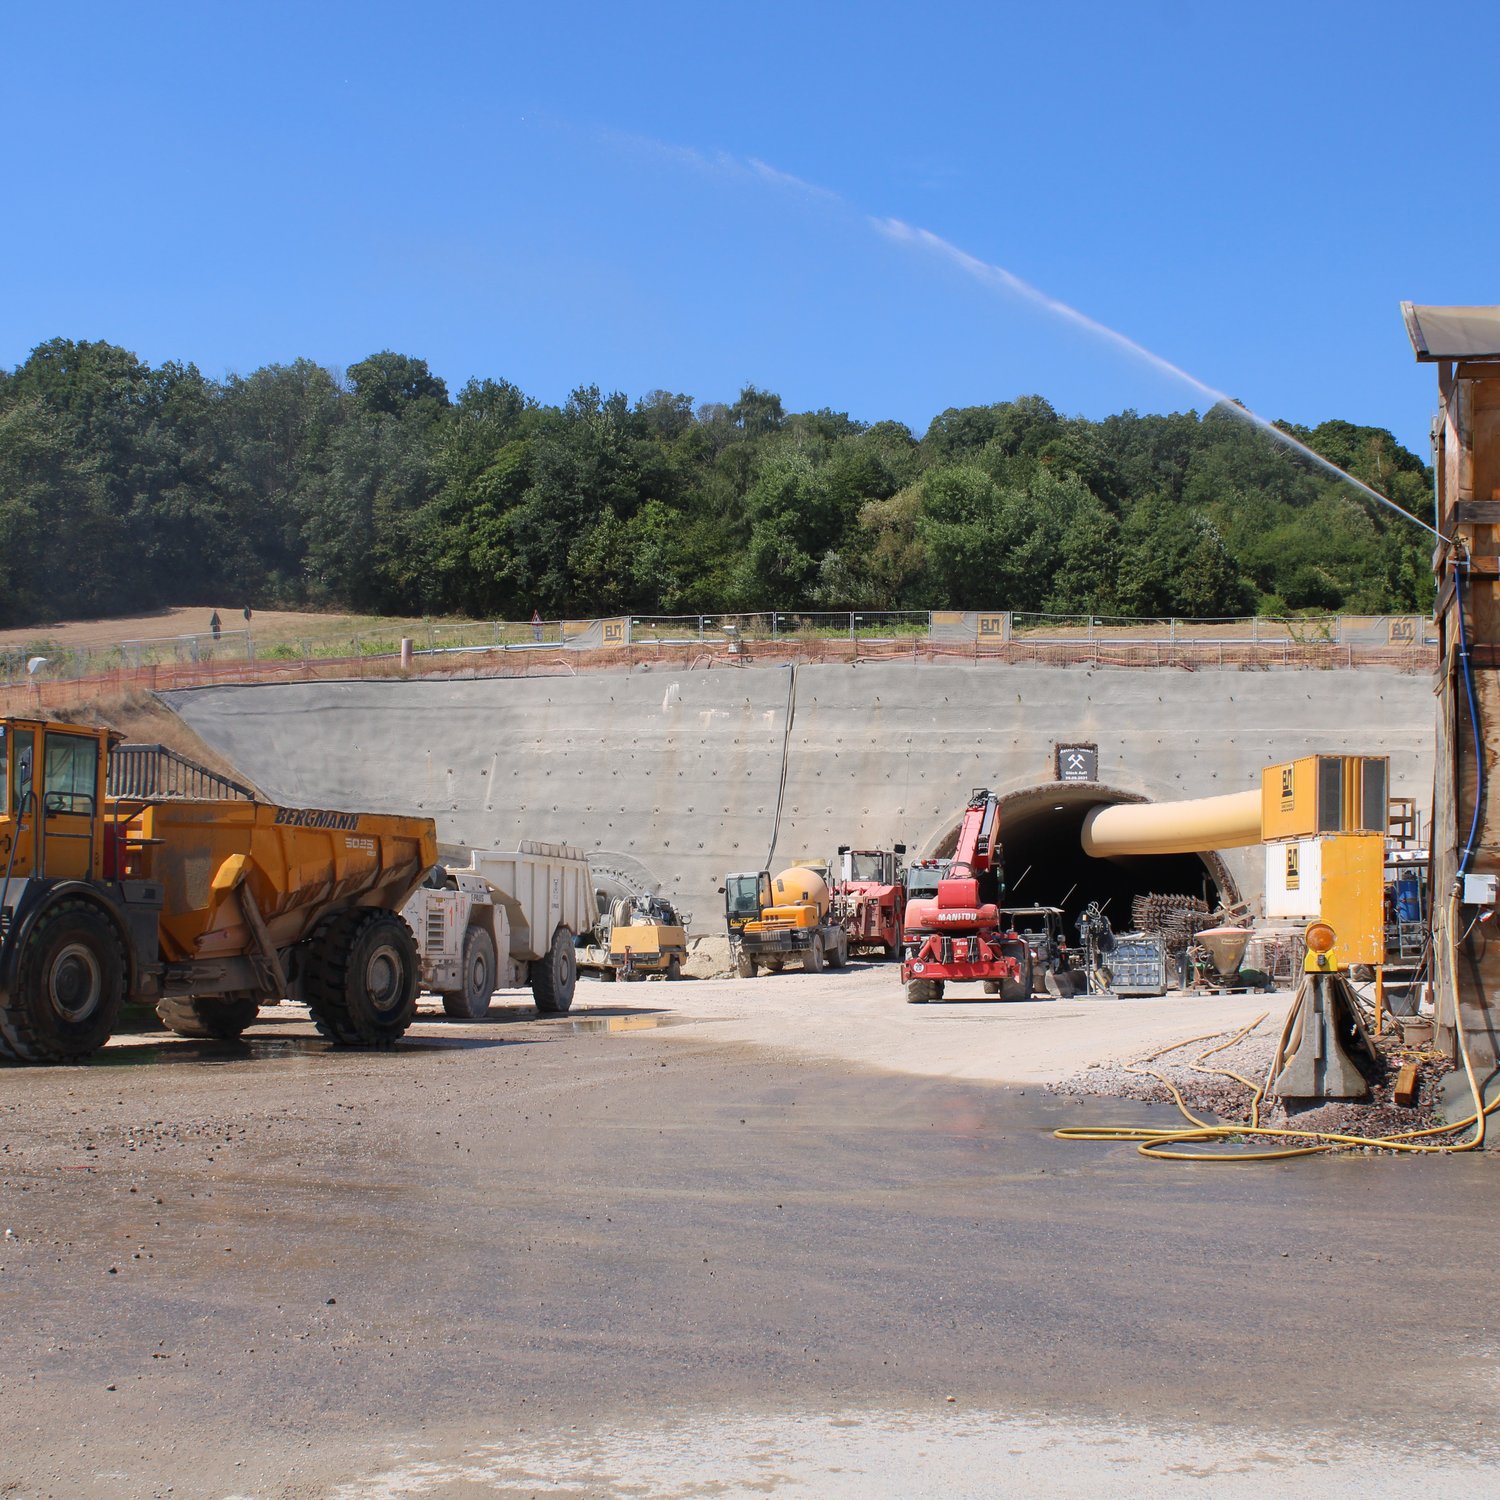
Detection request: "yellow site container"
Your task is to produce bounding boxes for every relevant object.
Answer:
[1261,756,1389,842]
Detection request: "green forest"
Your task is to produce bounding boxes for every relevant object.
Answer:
[0,337,1436,629]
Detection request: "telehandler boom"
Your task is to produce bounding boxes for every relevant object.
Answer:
[900,788,1030,1003]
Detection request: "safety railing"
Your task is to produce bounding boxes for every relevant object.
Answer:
[0,609,1437,692]
[108,743,258,802]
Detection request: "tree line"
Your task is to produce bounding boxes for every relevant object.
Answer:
[0,337,1436,629]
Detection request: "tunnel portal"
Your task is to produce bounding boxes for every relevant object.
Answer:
[931,785,1238,940]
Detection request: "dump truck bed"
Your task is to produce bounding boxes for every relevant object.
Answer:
[119,799,436,963]
[458,840,594,962]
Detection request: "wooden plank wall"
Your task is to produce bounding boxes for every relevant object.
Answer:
[1433,367,1500,1069]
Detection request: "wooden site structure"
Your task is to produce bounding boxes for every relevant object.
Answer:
[1404,302,1500,1076]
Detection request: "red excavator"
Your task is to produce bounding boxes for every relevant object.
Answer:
[900,788,1031,1004]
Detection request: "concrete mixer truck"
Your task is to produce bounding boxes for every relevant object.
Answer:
[722,863,850,977]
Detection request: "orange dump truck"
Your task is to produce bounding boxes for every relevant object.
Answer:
[0,717,436,1063]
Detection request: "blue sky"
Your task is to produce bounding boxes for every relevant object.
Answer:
[2,1,1484,456]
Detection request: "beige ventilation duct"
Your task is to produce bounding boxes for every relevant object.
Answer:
[1081,790,1262,858]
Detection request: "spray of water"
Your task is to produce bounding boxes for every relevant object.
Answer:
[871,218,1440,540]
[607,130,1439,539]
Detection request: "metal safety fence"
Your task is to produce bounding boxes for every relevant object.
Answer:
[0,610,1438,701]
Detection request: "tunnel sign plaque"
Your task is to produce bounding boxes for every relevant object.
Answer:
[1055,744,1098,782]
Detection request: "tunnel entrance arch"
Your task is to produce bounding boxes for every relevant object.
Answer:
[927,784,1240,933]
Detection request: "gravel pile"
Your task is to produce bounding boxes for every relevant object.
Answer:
[1050,1026,1458,1149]
[685,932,735,979]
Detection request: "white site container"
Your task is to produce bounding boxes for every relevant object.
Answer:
[1265,838,1324,919]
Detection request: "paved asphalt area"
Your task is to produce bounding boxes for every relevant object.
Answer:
[1,994,1497,1498]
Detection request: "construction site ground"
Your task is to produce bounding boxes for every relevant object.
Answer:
[613,956,1296,1087]
[3,975,1497,1498]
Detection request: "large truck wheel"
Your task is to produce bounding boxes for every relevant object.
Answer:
[667,956,682,981]
[735,951,757,978]
[156,993,260,1040]
[999,947,1034,1003]
[826,933,848,969]
[530,927,577,1014]
[0,899,127,1064]
[906,978,943,1004]
[306,909,420,1047]
[442,927,497,1019]
[803,936,826,974]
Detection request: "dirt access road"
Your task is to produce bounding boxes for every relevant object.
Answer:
[1,981,1497,1498]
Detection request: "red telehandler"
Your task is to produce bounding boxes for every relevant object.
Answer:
[900,788,1032,1004]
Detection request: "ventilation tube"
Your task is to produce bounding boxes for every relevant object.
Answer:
[1081,790,1262,858]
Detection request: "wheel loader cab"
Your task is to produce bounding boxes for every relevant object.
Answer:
[0,719,111,887]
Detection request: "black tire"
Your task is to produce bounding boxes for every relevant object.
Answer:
[736,950,757,979]
[803,935,825,974]
[667,956,682,981]
[442,926,497,1019]
[530,926,577,1014]
[156,992,260,1040]
[906,977,943,1004]
[304,909,420,1047]
[999,946,1034,1003]
[0,899,127,1064]
[827,933,847,970]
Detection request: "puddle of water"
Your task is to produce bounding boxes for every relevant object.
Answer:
[83,1008,687,1069]
[552,1012,696,1034]
[89,1037,332,1068]
[88,1034,499,1068]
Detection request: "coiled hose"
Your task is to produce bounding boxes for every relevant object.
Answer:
[1056,895,1495,1160]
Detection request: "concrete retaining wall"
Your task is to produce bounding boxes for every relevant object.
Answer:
[163,663,1436,931]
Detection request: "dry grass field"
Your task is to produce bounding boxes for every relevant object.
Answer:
[0,605,444,652]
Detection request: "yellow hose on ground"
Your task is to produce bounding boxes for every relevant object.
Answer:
[1056,895,1496,1161]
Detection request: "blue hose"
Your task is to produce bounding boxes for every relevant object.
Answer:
[1455,561,1484,876]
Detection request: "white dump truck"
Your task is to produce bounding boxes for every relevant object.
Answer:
[402,841,595,1018]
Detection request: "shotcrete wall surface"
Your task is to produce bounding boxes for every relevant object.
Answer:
[162,663,1435,932]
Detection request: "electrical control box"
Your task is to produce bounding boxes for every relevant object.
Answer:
[1462,872,1498,905]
